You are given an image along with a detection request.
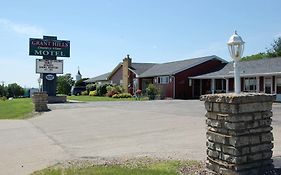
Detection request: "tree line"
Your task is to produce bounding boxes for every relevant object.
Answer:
[242,37,281,61]
[0,83,24,98]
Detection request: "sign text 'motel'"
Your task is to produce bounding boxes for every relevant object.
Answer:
[29,38,70,57]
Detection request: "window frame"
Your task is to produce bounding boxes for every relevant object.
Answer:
[244,77,257,92]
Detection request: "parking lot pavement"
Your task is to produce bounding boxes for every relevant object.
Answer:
[0,100,280,174]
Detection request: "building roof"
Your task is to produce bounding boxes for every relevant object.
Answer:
[192,57,281,79]
[84,72,111,83]
[108,62,158,79]
[129,63,157,76]
[139,55,227,78]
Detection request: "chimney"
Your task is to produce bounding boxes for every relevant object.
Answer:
[122,54,132,93]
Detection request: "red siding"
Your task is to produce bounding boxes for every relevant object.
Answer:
[155,77,174,98]
[175,60,226,99]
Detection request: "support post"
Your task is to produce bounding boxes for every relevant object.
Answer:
[234,61,241,94]
[201,93,275,175]
[42,36,57,97]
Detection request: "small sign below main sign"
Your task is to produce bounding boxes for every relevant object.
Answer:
[46,74,55,81]
[36,59,63,74]
[29,38,70,57]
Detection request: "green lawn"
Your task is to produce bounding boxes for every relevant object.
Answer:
[32,159,204,175]
[0,98,34,119]
[68,96,148,102]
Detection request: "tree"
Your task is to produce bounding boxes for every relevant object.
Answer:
[267,37,281,57]
[57,74,74,95]
[0,84,7,97]
[74,78,88,87]
[7,83,24,98]
[242,37,281,61]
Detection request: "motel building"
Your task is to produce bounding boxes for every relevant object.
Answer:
[191,57,281,102]
[86,55,281,102]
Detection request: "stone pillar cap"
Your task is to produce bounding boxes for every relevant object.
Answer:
[200,93,276,104]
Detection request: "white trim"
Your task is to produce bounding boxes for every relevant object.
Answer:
[211,79,215,94]
[191,72,281,79]
[256,76,260,92]
[226,78,229,93]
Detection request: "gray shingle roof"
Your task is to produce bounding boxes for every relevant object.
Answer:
[84,72,111,83]
[130,63,157,75]
[139,55,226,78]
[192,57,281,79]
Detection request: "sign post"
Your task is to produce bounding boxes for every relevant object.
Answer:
[29,35,70,102]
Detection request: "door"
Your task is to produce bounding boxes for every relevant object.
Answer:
[193,79,201,98]
[264,77,272,94]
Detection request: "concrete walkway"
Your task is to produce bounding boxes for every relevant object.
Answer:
[0,100,280,175]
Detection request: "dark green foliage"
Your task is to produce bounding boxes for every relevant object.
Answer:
[267,37,281,57]
[106,85,124,97]
[57,74,74,95]
[242,37,281,61]
[86,83,96,93]
[112,93,132,98]
[146,84,159,100]
[6,83,24,98]
[96,84,110,96]
[0,84,8,97]
[241,52,269,61]
[75,78,88,87]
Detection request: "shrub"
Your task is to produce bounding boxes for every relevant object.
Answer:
[89,90,97,96]
[86,83,96,93]
[106,85,122,97]
[112,93,132,98]
[81,91,88,96]
[96,84,109,96]
[146,84,159,100]
[0,96,7,101]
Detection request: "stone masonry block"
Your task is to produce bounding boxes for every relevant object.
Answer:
[262,111,273,119]
[207,149,220,159]
[259,118,272,126]
[222,145,249,156]
[247,153,263,162]
[263,151,273,159]
[251,143,274,153]
[206,119,222,128]
[207,141,222,151]
[261,132,274,142]
[249,126,272,134]
[207,131,230,145]
[228,136,250,147]
[219,153,247,164]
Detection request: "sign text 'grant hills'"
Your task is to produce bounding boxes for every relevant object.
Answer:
[29,38,70,57]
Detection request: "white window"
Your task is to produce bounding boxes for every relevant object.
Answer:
[276,77,281,94]
[244,77,256,92]
[159,76,169,84]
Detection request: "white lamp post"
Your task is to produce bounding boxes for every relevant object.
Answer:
[227,31,245,94]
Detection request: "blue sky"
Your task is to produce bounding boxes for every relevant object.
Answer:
[0,0,281,87]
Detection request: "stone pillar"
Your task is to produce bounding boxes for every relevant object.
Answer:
[32,92,49,112]
[201,93,275,175]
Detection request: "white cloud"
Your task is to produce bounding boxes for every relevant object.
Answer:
[0,18,44,36]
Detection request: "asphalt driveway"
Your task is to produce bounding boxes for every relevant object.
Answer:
[0,100,280,175]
